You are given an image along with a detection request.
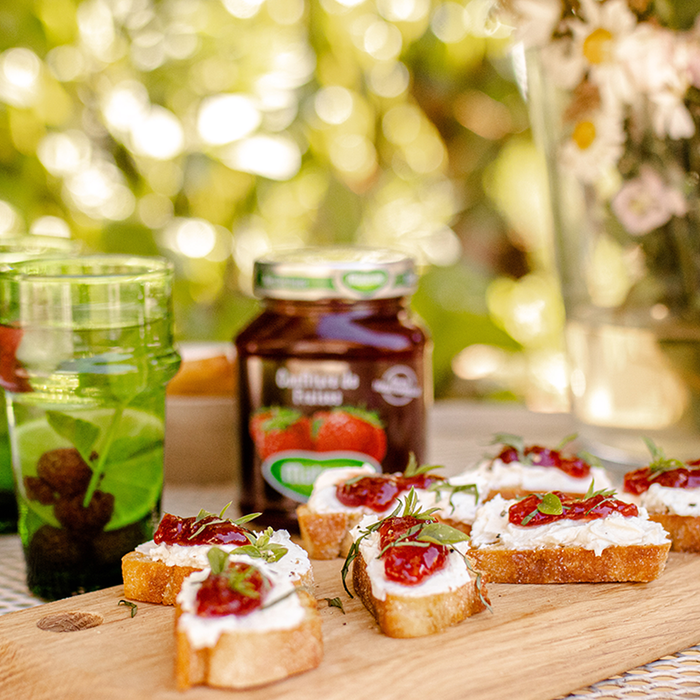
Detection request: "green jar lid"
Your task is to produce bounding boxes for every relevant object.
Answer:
[254,246,417,301]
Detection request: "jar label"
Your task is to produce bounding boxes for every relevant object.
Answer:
[261,452,380,502]
[241,356,427,504]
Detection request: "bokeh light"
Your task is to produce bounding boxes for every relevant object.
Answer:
[0,0,565,409]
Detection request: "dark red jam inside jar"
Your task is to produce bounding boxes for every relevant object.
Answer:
[378,515,448,585]
[153,512,250,546]
[508,491,638,527]
[235,247,431,531]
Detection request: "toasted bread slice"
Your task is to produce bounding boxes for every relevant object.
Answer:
[122,541,314,605]
[351,550,488,638]
[296,504,363,560]
[648,513,700,552]
[175,588,322,690]
[467,543,670,584]
[122,551,199,605]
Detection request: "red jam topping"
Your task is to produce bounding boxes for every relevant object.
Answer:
[336,472,444,512]
[497,444,590,479]
[195,562,269,617]
[153,512,250,546]
[623,460,700,495]
[378,515,448,585]
[508,491,638,527]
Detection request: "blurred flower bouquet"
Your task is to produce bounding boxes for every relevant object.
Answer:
[499,0,700,460]
[503,0,700,318]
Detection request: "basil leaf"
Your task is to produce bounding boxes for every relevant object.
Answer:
[102,434,162,464]
[207,546,228,575]
[46,411,99,465]
[416,522,470,546]
[537,493,563,515]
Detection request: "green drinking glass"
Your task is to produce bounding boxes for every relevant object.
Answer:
[0,255,180,600]
[0,235,80,534]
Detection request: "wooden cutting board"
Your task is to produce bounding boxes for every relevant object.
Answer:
[2,553,700,700]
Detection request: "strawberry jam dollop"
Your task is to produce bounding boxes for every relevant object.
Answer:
[153,512,250,546]
[195,562,269,617]
[336,472,444,512]
[508,491,638,527]
[623,460,700,495]
[337,475,400,511]
[497,444,590,479]
[378,515,448,585]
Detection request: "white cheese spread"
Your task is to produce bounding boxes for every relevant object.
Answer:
[176,562,305,649]
[469,457,613,494]
[351,515,473,601]
[469,495,669,556]
[640,483,700,516]
[430,472,488,524]
[136,528,311,582]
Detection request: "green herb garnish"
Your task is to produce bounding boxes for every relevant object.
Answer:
[324,597,345,613]
[644,437,685,477]
[520,492,564,525]
[234,527,288,562]
[340,488,468,597]
[118,599,138,618]
[428,480,479,513]
[188,504,260,541]
[206,546,267,600]
[491,432,525,458]
[555,433,578,451]
[403,452,443,478]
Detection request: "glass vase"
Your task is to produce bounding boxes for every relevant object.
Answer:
[526,47,700,468]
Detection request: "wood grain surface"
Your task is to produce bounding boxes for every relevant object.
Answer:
[2,553,700,700]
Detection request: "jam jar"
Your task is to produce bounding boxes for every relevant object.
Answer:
[235,246,432,530]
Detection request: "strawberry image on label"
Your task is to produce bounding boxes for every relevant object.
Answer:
[249,407,314,460]
[312,406,387,463]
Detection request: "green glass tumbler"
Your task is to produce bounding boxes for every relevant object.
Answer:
[0,235,80,534]
[0,255,180,600]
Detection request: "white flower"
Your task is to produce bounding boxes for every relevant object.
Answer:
[611,166,688,236]
[534,0,638,100]
[563,0,638,105]
[559,106,625,184]
[620,24,695,139]
[508,0,563,49]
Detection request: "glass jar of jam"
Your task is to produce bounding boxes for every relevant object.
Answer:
[235,246,432,530]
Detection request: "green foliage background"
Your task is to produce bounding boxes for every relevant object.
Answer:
[0,0,565,405]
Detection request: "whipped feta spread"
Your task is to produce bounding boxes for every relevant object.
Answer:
[351,515,473,601]
[176,563,306,649]
[640,483,700,516]
[470,458,613,494]
[136,528,311,582]
[469,495,669,556]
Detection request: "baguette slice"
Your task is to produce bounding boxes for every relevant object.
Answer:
[122,551,199,605]
[296,504,363,560]
[351,550,488,638]
[648,513,700,552]
[467,543,671,584]
[176,587,323,690]
[122,533,314,605]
